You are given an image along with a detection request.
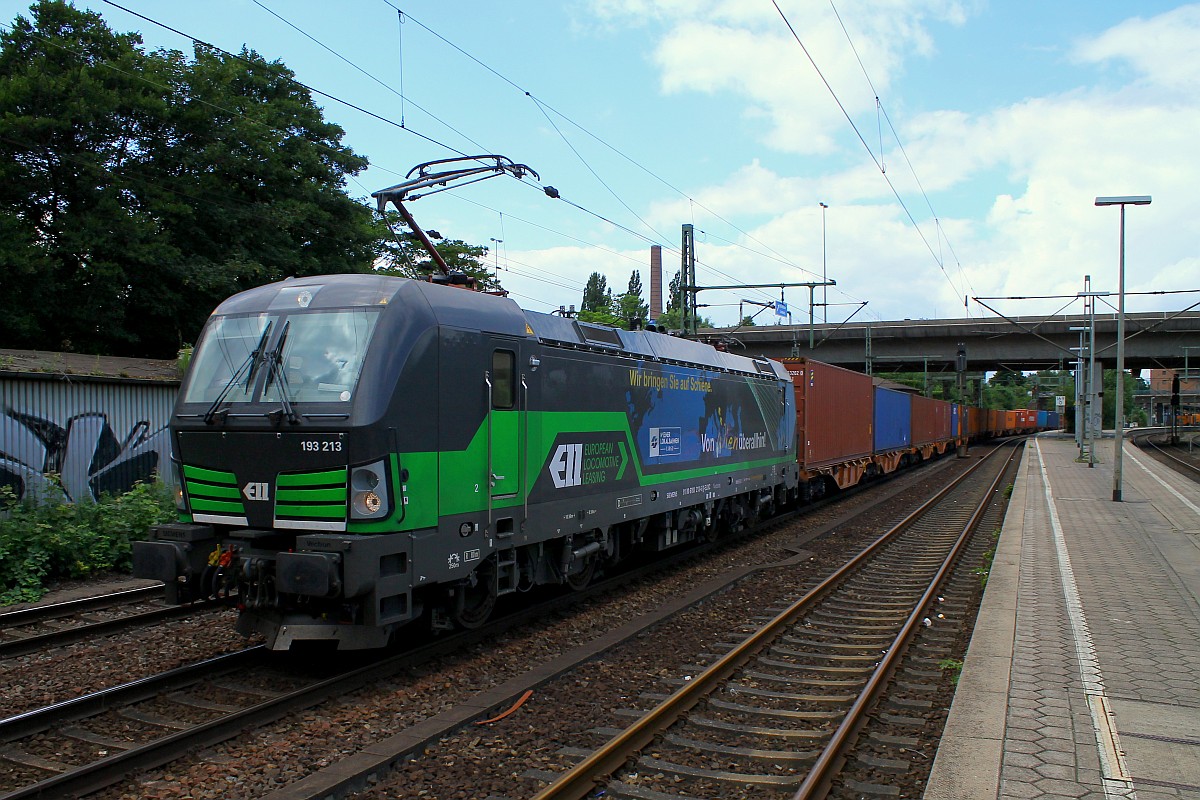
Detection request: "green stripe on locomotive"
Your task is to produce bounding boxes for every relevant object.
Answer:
[382,409,794,532]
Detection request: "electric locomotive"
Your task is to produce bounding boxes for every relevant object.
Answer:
[133,274,798,649]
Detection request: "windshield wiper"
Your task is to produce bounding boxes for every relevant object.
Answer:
[203,321,273,425]
[263,320,299,425]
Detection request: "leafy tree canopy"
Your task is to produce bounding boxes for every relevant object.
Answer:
[372,212,500,291]
[0,0,382,357]
[616,270,650,328]
[581,272,611,314]
[576,268,682,331]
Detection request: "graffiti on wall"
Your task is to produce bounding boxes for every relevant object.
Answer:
[0,409,170,503]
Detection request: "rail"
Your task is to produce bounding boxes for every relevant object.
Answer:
[530,442,1020,800]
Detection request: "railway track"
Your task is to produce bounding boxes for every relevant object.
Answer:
[241,445,1015,800]
[0,445,1002,800]
[0,585,226,659]
[1132,429,1200,482]
[529,441,1020,800]
[0,507,831,800]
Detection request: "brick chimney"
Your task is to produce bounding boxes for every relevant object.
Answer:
[650,245,663,318]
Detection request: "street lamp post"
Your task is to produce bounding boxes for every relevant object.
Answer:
[1094,195,1151,502]
[489,238,503,278]
[819,202,828,324]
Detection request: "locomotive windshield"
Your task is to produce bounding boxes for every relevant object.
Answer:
[262,310,378,403]
[184,313,273,405]
[184,309,380,406]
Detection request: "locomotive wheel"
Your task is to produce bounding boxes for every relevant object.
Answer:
[200,565,224,600]
[452,558,497,629]
[565,555,596,591]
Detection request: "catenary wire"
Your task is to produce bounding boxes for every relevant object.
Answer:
[101,0,473,158]
[72,5,663,310]
[101,0,765,313]
[250,0,491,155]
[380,2,817,307]
[131,0,850,317]
[44,3,846,322]
[828,0,974,306]
[773,0,968,311]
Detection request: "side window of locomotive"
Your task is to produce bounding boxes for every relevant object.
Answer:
[491,350,515,409]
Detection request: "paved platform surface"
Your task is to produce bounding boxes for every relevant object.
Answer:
[926,435,1200,800]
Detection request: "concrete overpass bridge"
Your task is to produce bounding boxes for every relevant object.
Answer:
[697,311,1200,376]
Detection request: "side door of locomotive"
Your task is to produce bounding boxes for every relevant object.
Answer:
[486,343,522,505]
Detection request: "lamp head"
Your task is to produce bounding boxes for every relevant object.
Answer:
[1095,195,1151,206]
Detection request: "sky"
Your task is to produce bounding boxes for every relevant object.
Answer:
[3,0,1197,329]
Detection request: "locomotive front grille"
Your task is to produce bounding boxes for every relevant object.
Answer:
[275,467,348,531]
[183,465,249,526]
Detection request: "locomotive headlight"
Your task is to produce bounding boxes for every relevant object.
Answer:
[351,469,379,491]
[354,491,382,515]
[349,460,389,520]
[172,462,188,512]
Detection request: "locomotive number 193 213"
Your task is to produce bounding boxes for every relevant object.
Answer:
[300,440,342,453]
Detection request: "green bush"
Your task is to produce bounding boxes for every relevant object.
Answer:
[0,480,174,605]
[177,344,193,377]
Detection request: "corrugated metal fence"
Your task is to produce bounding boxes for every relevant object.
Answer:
[1,374,179,504]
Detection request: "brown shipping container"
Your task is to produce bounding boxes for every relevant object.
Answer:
[911,395,953,446]
[782,358,874,469]
[967,405,985,437]
[938,398,953,438]
[987,408,1004,434]
[1005,410,1020,431]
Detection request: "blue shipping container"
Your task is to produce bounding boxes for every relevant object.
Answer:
[951,403,960,438]
[1037,410,1049,428]
[874,387,912,452]
[1047,411,1060,429]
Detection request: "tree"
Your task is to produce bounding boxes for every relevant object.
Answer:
[581,272,611,313]
[1101,369,1138,428]
[654,306,682,331]
[615,270,649,328]
[983,382,1030,410]
[0,1,381,357]
[0,1,169,354]
[373,212,499,291]
[578,271,624,327]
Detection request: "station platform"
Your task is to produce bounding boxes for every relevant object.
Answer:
[925,435,1200,800]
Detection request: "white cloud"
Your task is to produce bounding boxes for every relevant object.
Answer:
[1072,4,1200,93]
[593,0,973,154]
[518,2,1200,328]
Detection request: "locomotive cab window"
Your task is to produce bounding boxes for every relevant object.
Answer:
[183,313,273,404]
[263,309,380,403]
[491,350,516,409]
[183,308,380,406]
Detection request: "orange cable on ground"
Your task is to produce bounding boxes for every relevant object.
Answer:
[474,690,534,725]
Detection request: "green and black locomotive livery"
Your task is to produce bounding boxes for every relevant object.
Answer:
[134,274,798,650]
